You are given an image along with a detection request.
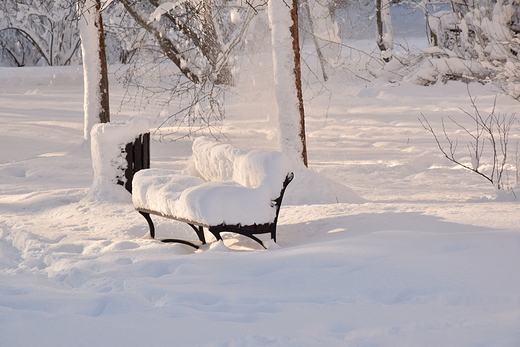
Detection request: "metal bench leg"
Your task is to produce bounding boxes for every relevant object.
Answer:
[208,228,223,243]
[139,211,155,239]
[188,223,206,244]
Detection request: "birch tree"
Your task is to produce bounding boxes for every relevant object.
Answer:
[79,0,110,142]
[268,0,308,167]
[118,0,255,85]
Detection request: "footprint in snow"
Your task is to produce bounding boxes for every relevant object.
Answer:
[53,243,84,253]
[107,241,140,251]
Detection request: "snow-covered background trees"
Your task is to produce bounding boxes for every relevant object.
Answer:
[5,0,520,95]
[391,0,520,91]
[4,1,520,83]
[5,0,520,188]
[4,0,520,183]
[0,0,81,66]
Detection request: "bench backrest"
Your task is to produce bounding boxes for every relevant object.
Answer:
[190,137,292,199]
[122,133,150,193]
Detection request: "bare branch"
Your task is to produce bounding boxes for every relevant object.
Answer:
[421,89,518,190]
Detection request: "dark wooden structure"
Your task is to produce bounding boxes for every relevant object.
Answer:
[118,133,151,193]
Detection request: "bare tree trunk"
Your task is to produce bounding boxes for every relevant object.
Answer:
[79,0,110,142]
[181,0,234,85]
[375,0,392,62]
[97,5,110,124]
[376,0,384,51]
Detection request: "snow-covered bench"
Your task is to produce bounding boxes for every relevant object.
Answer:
[128,137,294,249]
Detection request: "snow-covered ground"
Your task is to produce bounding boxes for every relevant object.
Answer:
[2,42,520,346]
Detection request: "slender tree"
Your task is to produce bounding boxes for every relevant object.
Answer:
[79,0,110,142]
[375,0,393,62]
[268,0,308,167]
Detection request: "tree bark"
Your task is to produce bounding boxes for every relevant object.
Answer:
[97,5,110,124]
[290,0,308,167]
[150,0,233,85]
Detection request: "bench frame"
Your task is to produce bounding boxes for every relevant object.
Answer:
[121,134,293,249]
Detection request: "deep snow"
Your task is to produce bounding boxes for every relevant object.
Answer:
[1,39,520,346]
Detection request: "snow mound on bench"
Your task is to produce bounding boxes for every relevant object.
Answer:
[176,180,276,226]
[190,137,292,199]
[132,169,205,216]
[189,137,244,182]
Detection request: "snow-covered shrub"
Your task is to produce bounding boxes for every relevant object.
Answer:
[399,0,520,94]
[398,48,493,85]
